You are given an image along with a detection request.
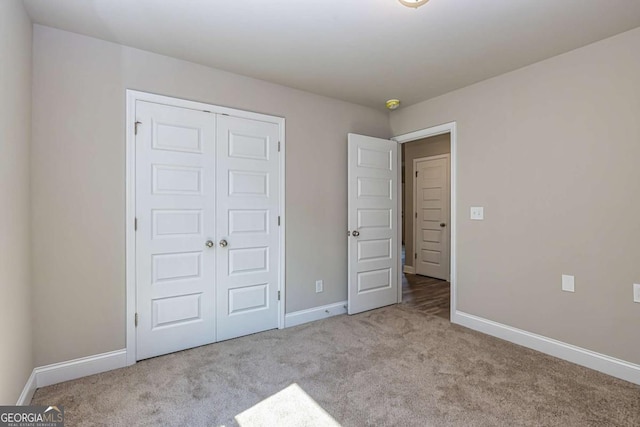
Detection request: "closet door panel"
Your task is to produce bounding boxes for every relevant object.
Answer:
[135,101,216,360]
[216,115,280,341]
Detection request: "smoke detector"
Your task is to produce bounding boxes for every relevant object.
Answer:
[386,99,401,110]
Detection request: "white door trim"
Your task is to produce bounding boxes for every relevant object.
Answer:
[412,154,450,281]
[125,90,286,366]
[392,122,457,320]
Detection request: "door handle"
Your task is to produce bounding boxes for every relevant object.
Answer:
[219,239,228,247]
[352,230,360,237]
[205,240,214,248]
[440,223,446,228]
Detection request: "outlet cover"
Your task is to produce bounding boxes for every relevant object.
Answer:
[470,207,484,220]
[315,280,323,293]
[634,284,640,303]
[562,275,575,292]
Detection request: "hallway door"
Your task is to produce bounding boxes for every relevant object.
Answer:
[414,155,450,280]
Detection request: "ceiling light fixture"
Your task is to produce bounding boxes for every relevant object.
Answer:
[399,0,430,8]
[386,99,401,110]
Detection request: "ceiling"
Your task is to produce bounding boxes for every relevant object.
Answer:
[22,0,640,109]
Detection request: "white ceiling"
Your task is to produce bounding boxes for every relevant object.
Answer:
[22,0,640,109]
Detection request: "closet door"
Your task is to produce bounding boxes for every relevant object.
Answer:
[135,101,216,360]
[215,115,281,341]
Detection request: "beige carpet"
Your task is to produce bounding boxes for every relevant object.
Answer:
[32,305,640,426]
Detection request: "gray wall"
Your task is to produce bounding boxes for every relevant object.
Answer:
[402,134,450,268]
[0,0,33,404]
[28,20,640,372]
[31,25,390,366]
[391,27,640,364]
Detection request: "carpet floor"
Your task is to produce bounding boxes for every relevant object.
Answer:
[32,305,640,426]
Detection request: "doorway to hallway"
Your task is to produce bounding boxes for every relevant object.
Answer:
[399,131,452,320]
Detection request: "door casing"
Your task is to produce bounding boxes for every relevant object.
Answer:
[125,90,286,366]
[392,122,457,321]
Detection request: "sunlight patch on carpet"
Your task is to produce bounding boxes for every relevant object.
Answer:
[235,383,341,427]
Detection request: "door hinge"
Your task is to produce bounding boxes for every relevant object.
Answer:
[278,291,281,301]
[278,141,281,152]
[278,216,281,226]
[416,171,418,177]
[134,121,142,135]
[415,212,417,218]
[134,217,138,231]
[135,313,138,327]
[415,253,417,259]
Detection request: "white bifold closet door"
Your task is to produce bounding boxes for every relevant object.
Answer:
[135,101,280,360]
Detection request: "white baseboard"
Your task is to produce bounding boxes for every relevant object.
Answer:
[453,311,640,386]
[35,349,128,389]
[403,265,415,274]
[285,301,347,328]
[16,370,37,405]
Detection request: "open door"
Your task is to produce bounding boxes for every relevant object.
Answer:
[348,133,399,314]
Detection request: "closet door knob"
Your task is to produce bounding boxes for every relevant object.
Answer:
[352,230,360,237]
[205,240,214,248]
[219,239,228,247]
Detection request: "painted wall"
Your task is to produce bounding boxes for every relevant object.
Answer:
[31,25,390,366]
[402,134,450,268]
[391,27,640,364]
[0,0,33,404]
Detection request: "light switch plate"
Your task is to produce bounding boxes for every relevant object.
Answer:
[316,280,324,293]
[562,275,575,292]
[470,207,484,220]
[634,284,640,303]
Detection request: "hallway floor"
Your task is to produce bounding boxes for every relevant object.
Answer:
[402,272,450,320]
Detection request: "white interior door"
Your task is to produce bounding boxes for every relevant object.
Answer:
[135,101,216,360]
[348,133,398,315]
[414,155,450,280]
[215,115,280,341]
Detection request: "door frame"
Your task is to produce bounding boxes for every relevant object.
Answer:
[124,90,286,366]
[412,154,451,281]
[392,122,457,320]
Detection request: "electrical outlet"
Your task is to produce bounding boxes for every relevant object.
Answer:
[562,275,575,292]
[470,207,484,220]
[315,280,323,293]
[634,284,640,303]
